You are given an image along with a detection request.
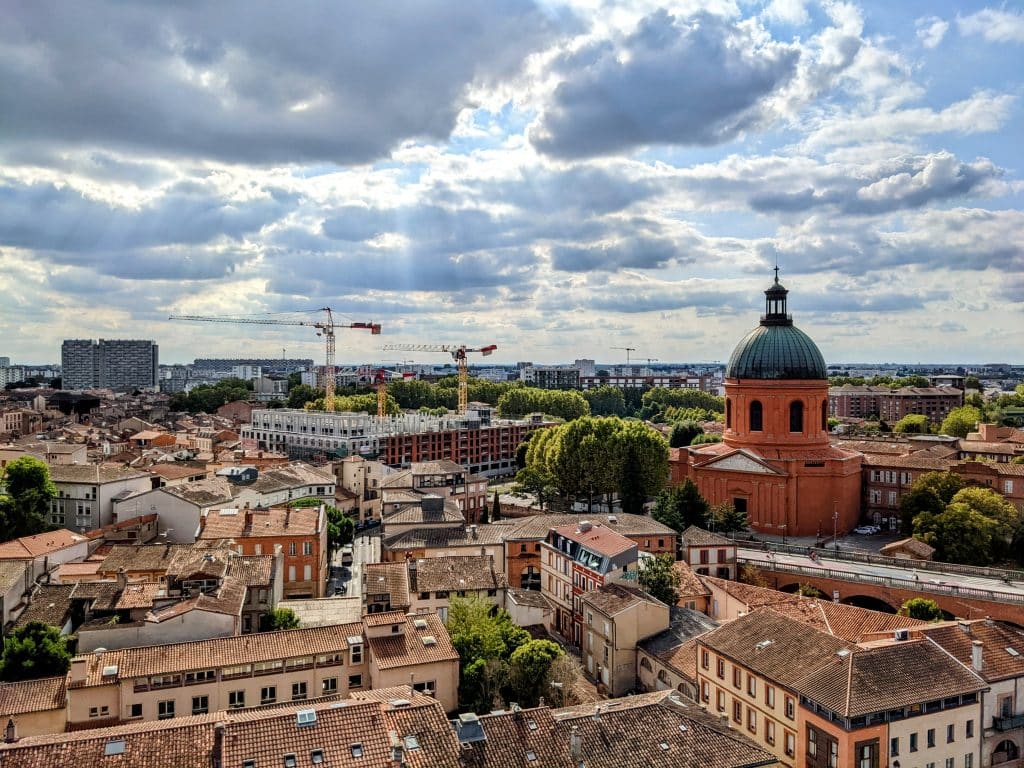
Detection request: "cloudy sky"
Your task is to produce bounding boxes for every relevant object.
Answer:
[1,1,1022,367]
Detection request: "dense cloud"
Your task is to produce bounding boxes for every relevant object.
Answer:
[0,0,563,164]
[531,10,800,157]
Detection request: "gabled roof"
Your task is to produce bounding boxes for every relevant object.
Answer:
[923,620,1024,683]
[0,530,88,560]
[682,526,733,547]
[412,556,505,594]
[0,676,66,716]
[551,522,636,558]
[581,583,661,617]
[367,612,459,671]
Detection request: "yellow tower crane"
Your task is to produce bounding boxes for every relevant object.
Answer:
[168,309,381,412]
[382,343,497,414]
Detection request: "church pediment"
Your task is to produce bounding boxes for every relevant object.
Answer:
[700,450,784,475]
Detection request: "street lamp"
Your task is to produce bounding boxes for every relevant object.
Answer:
[832,503,839,555]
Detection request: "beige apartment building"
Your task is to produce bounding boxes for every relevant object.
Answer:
[15,611,458,736]
[580,583,669,696]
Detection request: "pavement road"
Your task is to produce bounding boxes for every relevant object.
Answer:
[739,548,1024,601]
[328,531,382,598]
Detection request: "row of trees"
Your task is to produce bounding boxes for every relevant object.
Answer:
[637,388,725,424]
[515,417,669,514]
[496,388,590,421]
[829,374,931,388]
[447,596,579,712]
[899,471,1024,566]
[891,405,984,438]
[168,377,252,413]
[651,479,748,534]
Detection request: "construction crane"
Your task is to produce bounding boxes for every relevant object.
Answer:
[168,309,381,412]
[611,346,636,365]
[382,343,497,414]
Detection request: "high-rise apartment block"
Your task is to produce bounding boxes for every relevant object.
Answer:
[61,339,159,391]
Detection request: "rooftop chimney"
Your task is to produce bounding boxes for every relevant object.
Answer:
[116,567,127,591]
[578,520,593,533]
[470,524,478,539]
[958,621,972,635]
[972,640,983,673]
[569,725,582,761]
[4,718,16,744]
[70,657,87,686]
[244,509,253,531]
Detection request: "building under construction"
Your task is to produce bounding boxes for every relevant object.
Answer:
[240,405,551,477]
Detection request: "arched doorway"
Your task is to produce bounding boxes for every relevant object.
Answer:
[993,740,1019,765]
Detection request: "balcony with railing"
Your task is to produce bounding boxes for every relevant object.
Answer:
[993,713,1024,731]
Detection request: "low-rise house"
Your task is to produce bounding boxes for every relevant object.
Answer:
[197,505,327,599]
[332,455,387,522]
[410,554,506,621]
[364,610,460,710]
[362,561,412,615]
[637,607,719,699]
[380,459,488,524]
[226,554,283,633]
[505,587,554,628]
[382,522,514,574]
[146,463,210,488]
[682,526,737,579]
[381,493,467,538]
[0,529,90,580]
[47,465,151,531]
[580,583,669,696]
[0,560,32,626]
[111,477,238,542]
[879,536,936,560]
[675,560,713,613]
[0,677,67,738]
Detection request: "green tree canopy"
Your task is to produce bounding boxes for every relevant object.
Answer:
[0,456,57,541]
[583,385,626,417]
[287,384,322,409]
[652,479,710,534]
[260,607,300,631]
[638,553,681,606]
[325,506,355,551]
[940,406,982,438]
[913,502,1000,566]
[669,421,703,448]
[898,471,965,534]
[893,414,929,434]
[690,433,723,445]
[497,388,590,421]
[508,639,564,707]
[899,597,944,621]
[306,393,400,415]
[710,502,748,533]
[169,377,252,413]
[0,621,71,682]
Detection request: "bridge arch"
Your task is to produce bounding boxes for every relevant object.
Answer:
[839,594,897,614]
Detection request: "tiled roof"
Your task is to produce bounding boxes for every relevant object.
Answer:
[98,543,191,574]
[68,581,121,611]
[364,562,411,608]
[367,612,459,671]
[553,690,777,768]
[161,476,238,506]
[682,526,733,547]
[73,623,362,687]
[147,463,208,480]
[166,547,232,580]
[199,505,322,539]
[462,707,575,768]
[507,513,676,540]
[879,537,936,558]
[114,581,167,610]
[673,561,711,599]
[412,556,505,594]
[0,676,66,716]
[384,522,517,549]
[581,583,660,616]
[860,453,951,470]
[148,577,247,622]
[383,499,466,526]
[246,462,333,493]
[363,610,408,628]
[13,584,76,629]
[551,522,636,558]
[228,555,275,586]
[923,620,1024,683]
[47,464,149,484]
[0,530,88,560]
[639,607,718,682]
[507,588,554,609]
[0,560,28,593]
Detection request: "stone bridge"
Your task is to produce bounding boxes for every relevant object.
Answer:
[737,547,1024,626]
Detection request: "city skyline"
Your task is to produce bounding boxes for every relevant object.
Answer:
[1,1,1022,365]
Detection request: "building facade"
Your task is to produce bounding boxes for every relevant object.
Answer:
[61,339,159,391]
[830,384,964,423]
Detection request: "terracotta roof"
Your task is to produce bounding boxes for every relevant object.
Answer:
[384,522,517,549]
[682,526,733,547]
[246,463,333,493]
[13,584,77,629]
[147,576,246,622]
[507,513,676,540]
[47,465,150,484]
[553,690,777,768]
[114,581,167,610]
[462,707,575,768]
[551,522,636,558]
[879,537,936,559]
[673,562,711,599]
[0,676,66,716]
[581,583,660,616]
[166,547,233,580]
[367,612,459,671]
[364,562,411,608]
[69,581,121,611]
[98,543,191,575]
[412,556,505,594]
[228,555,275,586]
[0,560,28,593]
[73,623,363,687]
[160,476,238,506]
[199,505,322,539]
[0,530,88,560]
[147,463,207,480]
[383,499,466,526]
[861,453,951,470]
[923,620,1024,683]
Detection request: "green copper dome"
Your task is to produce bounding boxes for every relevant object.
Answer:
[725,324,827,380]
[725,270,827,380]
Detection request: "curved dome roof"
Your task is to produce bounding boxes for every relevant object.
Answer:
[726,323,827,380]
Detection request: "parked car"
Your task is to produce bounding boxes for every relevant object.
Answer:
[853,525,881,535]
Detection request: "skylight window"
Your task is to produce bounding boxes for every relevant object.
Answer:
[1007,647,1020,657]
[526,751,537,761]
[659,742,670,751]
[351,744,364,758]
[283,755,297,768]
[311,749,324,764]
[404,735,421,750]
[103,740,125,756]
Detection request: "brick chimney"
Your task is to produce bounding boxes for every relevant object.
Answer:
[244,508,253,532]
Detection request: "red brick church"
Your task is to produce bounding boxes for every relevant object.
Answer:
[671,271,862,537]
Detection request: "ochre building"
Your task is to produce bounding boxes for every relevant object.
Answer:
[672,272,861,537]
